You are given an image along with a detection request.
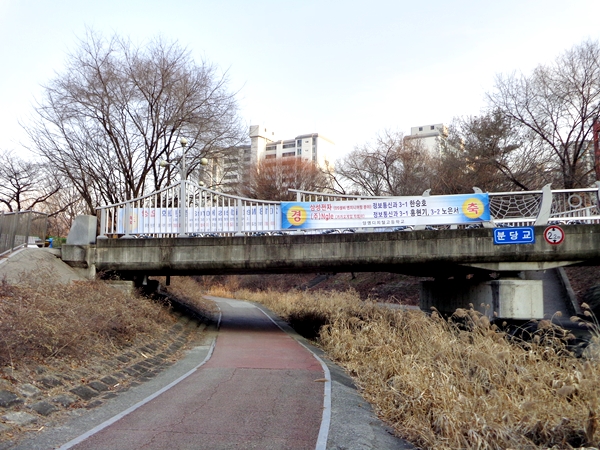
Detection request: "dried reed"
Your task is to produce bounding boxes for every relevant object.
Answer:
[207,284,600,449]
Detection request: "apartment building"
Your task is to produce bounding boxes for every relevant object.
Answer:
[249,125,335,169]
[212,125,335,192]
[404,123,450,155]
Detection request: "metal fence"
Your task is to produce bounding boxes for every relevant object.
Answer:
[97,181,280,238]
[0,211,49,256]
[97,181,600,237]
[292,182,600,229]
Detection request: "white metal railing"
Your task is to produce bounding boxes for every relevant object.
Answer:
[292,183,600,229]
[289,189,389,202]
[97,181,280,238]
[489,182,600,227]
[97,182,600,237]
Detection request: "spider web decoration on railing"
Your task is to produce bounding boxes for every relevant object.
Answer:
[488,192,543,221]
[98,183,600,237]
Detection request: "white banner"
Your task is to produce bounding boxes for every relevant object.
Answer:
[117,206,280,234]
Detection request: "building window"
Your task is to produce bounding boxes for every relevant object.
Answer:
[297,149,301,155]
[266,145,276,150]
[419,127,423,131]
[282,152,295,157]
[430,125,435,130]
[282,143,295,149]
[297,139,302,146]
[265,154,276,159]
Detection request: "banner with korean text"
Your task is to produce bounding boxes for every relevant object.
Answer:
[281,193,490,230]
[117,205,280,234]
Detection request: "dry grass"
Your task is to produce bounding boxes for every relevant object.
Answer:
[156,276,218,317]
[0,279,174,369]
[206,282,600,450]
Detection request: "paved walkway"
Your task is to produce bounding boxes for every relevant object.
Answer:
[60,297,328,449]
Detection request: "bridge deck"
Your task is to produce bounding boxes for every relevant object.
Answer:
[91,225,600,278]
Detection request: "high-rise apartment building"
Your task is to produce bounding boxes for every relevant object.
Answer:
[404,123,450,155]
[249,125,335,169]
[212,125,335,192]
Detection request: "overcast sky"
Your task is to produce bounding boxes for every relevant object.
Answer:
[1,0,599,161]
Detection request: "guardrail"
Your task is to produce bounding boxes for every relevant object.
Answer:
[97,181,280,238]
[97,182,600,237]
[292,183,600,229]
[0,210,48,256]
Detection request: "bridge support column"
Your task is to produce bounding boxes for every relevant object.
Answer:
[420,278,544,320]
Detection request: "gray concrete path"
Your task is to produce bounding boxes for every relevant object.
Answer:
[7,295,413,450]
[59,297,326,449]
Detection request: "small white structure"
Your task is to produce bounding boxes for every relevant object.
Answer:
[405,123,450,155]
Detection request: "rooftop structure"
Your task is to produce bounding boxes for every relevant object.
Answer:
[249,125,335,170]
[404,123,450,155]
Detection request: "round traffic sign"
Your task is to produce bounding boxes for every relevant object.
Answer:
[544,225,565,245]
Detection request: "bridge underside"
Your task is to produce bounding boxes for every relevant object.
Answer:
[60,224,600,320]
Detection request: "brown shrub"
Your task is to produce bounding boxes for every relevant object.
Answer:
[0,280,173,367]
[208,285,600,449]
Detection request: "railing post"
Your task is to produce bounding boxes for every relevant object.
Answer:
[414,189,431,231]
[123,202,132,238]
[472,187,494,228]
[235,198,244,236]
[25,210,32,248]
[8,213,17,251]
[179,179,187,237]
[534,183,553,226]
[98,208,108,239]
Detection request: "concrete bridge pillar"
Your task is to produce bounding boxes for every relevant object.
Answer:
[420,277,544,320]
[61,215,98,280]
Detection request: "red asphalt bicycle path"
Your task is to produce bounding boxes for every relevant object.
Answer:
[60,297,330,450]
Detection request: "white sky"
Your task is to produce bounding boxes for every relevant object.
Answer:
[1,0,599,162]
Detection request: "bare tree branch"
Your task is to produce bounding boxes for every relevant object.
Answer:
[25,30,244,213]
[487,40,600,188]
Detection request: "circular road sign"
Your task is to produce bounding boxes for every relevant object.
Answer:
[544,225,565,245]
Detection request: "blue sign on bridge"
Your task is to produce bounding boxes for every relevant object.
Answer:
[493,227,535,245]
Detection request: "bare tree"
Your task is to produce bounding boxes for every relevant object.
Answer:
[334,130,435,196]
[241,158,329,201]
[41,182,89,236]
[0,150,61,212]
[439,112,554,193]
[487,40,600,189]
[26,30,244,214]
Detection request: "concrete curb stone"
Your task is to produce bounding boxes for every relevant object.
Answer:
[0,311,207,447]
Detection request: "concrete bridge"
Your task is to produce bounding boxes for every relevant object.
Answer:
[59,182,600,321]
[62,219,600,321]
